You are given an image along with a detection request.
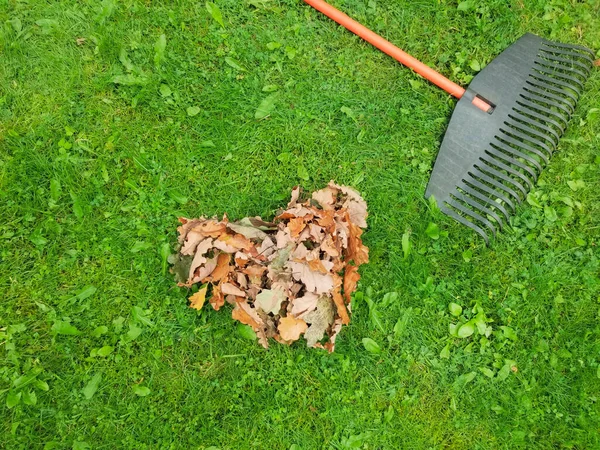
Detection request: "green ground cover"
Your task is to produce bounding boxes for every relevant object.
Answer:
[1,0,599,448]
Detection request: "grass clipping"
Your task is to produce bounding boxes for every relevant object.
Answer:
[170,182,368,351]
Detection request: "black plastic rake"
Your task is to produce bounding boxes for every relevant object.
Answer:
[304,0,596,243]
[424,34,595,243]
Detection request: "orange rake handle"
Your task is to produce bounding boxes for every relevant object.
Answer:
[304,0,491,112]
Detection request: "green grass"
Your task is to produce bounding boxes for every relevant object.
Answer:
[1,0,599,448]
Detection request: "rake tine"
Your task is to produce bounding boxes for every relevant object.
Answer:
[534,62,586,89]
[512,106,564,136]
[446,199,497,237]
[464,176,516,213]
[440,204,491,245]
[496,134,549,165]
[472,165,525,202]
[479,156,531,194]
[507,115,558,147]
[541,42,595,63]
[492,139,544,172]
[486,147,538,185]
[523,83,575,115]
[451,191,505,231]
[538,52,592,75]
[502,124,555,159]
[530,73,582,99]
[517,96,570,127]
[460,182,512,222]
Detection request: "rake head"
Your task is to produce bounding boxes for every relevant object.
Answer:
[425,33,595,244]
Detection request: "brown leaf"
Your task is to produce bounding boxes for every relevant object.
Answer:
[288,217,306,238]
[288,261,334,294]
[332,274,350,325]
[311,186,338,210]
[189,285,208,310]
[343,264,360,304]
[187,238,214,278]
[287,186,301,207]
[217,233,254,251]
[232,302,260,328]
[307,258,328,274]
[210,283,225,311]
[278,316,308,342]
[255,288,286,315]
[303,296,335,347]
[181,231,205,255]
[209,253,231,282]
[193,220,228,237]
[221,283,246,297]
[290,292,319,317]
[320,234,340,258]
[242,265,267,285]
[347,222,369,265]
[595,59,600,67]
[234,252,249,267]
[195,254,219,283]
[227,222,268,240]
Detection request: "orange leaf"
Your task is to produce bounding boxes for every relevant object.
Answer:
[288,217,306,238]
[278,316,308,342]
[307,258,328,274]
[332,274,350,325]
[343,264,360,304]
[232,303,260,329]
[218,233,254,251]
[192,220,227,238]
[209,283,225,311]
[189,285,208,310]
[347,222,369,266]
[210,253,231,282]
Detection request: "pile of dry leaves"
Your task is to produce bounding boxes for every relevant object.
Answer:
[170,182,368,351]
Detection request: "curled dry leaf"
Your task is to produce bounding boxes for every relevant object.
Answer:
[278,316,308,342]
[171,182,369,351]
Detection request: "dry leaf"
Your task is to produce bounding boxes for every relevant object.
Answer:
[227,222,268,240]
[288,261,334,294]
[189,285,208,310]
[311,186,338,210]
[332,274,350,325]
[304,296,335,347]
[347,222,369,265]
[290,292,319,317]
[210,253,231,282]
[210,283,225,310]
[288,186,301,207]
[218,233,254,251]
[343,264,360,304]
[221,283,246,297]
[278,316,308,342]
[255,288,286,315]
[288,217,306,238]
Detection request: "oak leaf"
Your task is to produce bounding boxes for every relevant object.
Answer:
[343,264,360,304]
[210,283,225,310]
[255,288,286,315]
[278,316,308,342]
[221,283,246,297]
[303,296,335,347]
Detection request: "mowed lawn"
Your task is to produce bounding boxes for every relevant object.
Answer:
[1,0,599,448]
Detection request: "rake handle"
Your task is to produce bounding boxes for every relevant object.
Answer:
[304,0,491,112]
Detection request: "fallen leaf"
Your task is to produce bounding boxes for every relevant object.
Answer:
[332,275,350,325]
[221,283,246,297]
[278,316,308,342]
[312,186,338,210]
[209,283,225,310]
[288,186,300,207]
[218,233,254,251]
[303,296,335,347]
[227,222,268,240]
[290,292,319,317]
[209,253,231,282]
[255,288,286,315]
[347,222,369,265]
[288,261,334,294]
[288,217,306,238]
[343,264,360,303]
[189,285,208,310]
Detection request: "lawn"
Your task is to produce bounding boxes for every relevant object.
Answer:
[1,0,599,448]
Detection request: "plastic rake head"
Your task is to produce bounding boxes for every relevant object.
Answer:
[425,34,595,244]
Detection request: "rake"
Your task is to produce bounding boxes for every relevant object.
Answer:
[304,0,595,243]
